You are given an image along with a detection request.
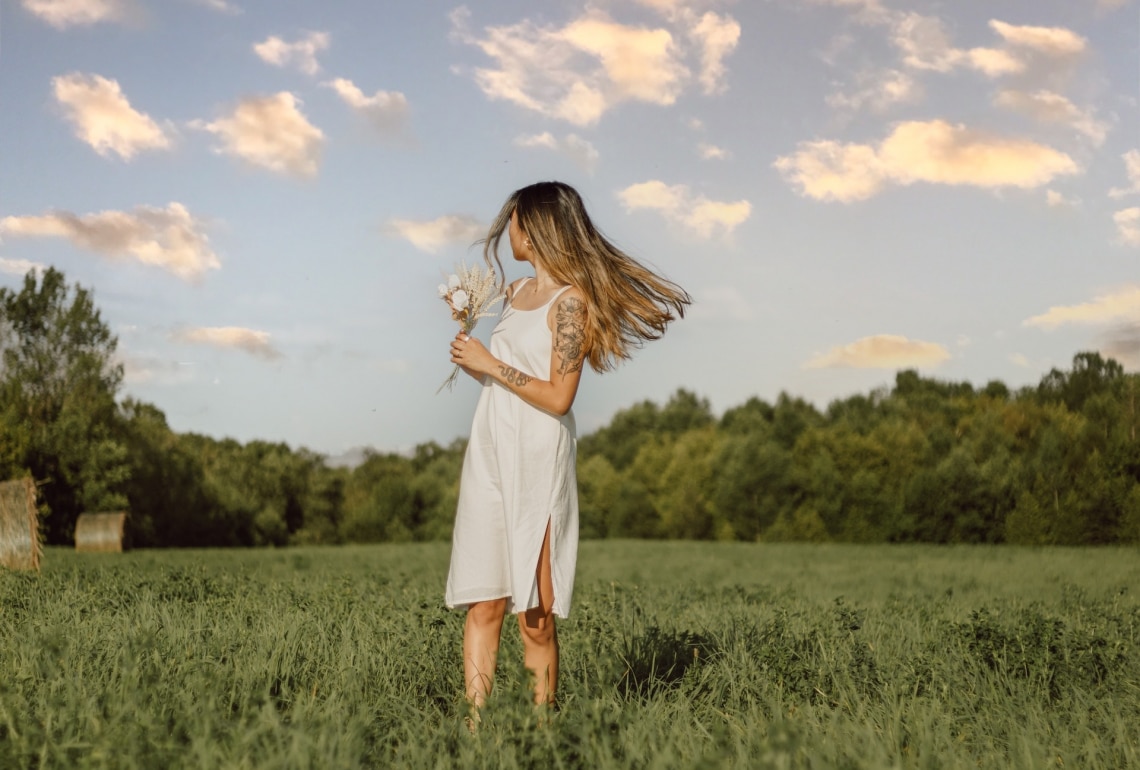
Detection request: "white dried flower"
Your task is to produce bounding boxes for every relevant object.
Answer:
[436,260,505,393]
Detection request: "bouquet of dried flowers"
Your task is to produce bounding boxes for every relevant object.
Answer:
[437,261,504,393]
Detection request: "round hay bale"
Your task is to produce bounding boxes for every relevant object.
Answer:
[74,512,129,553]
[0,477,42,571]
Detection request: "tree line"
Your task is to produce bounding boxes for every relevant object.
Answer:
[3,268,1138,547]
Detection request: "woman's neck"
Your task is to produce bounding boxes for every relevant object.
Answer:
[529,266,561,294]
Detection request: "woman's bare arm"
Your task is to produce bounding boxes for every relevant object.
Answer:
[450,288,587,416]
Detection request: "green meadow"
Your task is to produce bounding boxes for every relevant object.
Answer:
[2,542,1138,769]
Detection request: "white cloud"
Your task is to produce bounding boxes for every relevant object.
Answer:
[617,180,751,237]
[515,132,558,150]
[514,132,598,171]
[253,32,329,75]
[1010,353,1030,367]
[995,90,1108,146]
[120,354,195,385]
[53,73,171,160]
[889,15,1085,82]
[827,68,920,114]
[0,257,47,277]
[1109,150,1140,198]
[964,47,1024,77]
[195,92,324,178]
[892,13,1029,77]
[387,215,484,254]
[804,334,951,369]
[20,0,133,28]
[1097,0,1133,9]
[632,0,684,13]
[193,0,240,13]
[690,12,740,94]
[451,6,739,125]
[775,120,1079,203]
[559,13,688,103]
[988,20,1086,57]
[325,78,410,136]
[1024,286,1140,329]
[698,142,729,160]
[892,13,965,73]
[1045,189,1079,207]
[775,141,885,202]
[805,0,891,25]
[1114,208,1140,246]
[172,326,282,360]
[0,203,220,282]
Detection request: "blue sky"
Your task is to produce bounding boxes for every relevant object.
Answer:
[1,0,1138,460]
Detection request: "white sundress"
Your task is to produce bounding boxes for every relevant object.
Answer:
[444,278,580,618]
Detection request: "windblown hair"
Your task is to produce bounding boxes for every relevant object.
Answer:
[482,181,691,373]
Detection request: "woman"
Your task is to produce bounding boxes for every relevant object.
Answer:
[445,181,690,710]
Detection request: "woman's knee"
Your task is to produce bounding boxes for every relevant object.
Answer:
[467,598,508,629]
[519,610,556,646]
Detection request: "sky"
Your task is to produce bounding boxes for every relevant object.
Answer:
[1,0,1138,462]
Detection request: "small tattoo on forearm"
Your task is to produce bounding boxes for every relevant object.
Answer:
[555,297,586,375]
[499,365,533,387]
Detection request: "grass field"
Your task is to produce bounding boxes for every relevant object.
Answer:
[2,541,1138,769]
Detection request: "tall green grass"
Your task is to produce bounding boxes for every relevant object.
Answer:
[2,542,1137,769]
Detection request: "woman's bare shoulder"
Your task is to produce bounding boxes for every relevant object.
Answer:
[555,285,586,309]
[505,277,528,302]
[547,285,587,329]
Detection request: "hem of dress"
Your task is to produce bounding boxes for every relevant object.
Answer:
[444,592,510,611]
[444,592,570,619]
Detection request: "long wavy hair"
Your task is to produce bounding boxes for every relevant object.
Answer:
[481,181,691,373]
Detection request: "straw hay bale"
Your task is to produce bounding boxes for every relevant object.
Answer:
[0,477,42,571]
[75,512,129,553]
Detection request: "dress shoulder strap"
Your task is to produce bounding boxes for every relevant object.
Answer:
[506,277,531,306]
[545,284,573,307]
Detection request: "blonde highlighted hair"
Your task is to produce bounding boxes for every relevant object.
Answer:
[482,181,691,373]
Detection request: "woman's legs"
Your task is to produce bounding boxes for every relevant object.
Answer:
[518,521,558,706]
[463,522,558,709]
[463,597,508,707]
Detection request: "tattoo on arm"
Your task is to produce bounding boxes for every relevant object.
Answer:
[554,297,587,375]
[499,365,533,387]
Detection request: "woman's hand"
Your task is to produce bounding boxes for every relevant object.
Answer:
[450,331,495,379]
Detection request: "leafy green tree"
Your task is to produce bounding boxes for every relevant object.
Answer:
[578,453,622,538]
[712,432,791,540]
[1037,351,1124,412]
[290,464,346,545]
[116,399,212,547]
[341,451,417,542]
[763,505,829,542]
[0,268,129,543]
[1005,490,1051,545]
[719,396,773,435]
[1119,484,1140,544]
[579,388,714,471]
[657,389,715,435]
[580,444,658,538]
[177,434,259,546]
[654,428,719,539]
[407,439,464,541]
[771,392,822,449]
[577,399,659,471]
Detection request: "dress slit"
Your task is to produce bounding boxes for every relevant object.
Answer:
[523,516,555,614]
